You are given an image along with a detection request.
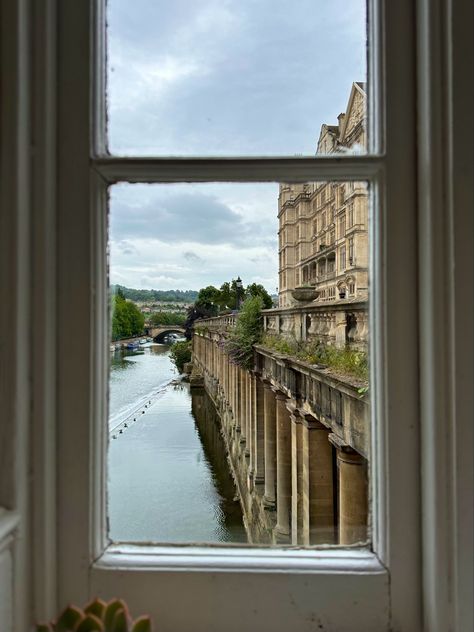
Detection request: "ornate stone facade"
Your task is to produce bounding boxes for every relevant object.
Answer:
[278,82,368,308]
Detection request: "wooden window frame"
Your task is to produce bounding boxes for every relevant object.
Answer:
[0,0,468,630]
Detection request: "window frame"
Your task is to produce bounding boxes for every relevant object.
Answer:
[24,0,467,630]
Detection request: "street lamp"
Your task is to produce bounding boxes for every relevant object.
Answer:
[235,276,243,310]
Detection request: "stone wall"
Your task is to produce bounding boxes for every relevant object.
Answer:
[192,318,370,546]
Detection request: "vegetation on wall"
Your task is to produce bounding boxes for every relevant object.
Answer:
[169,340,192,373]
[261,333,369,382]
[224,296,264,369]
[111,289,145,340]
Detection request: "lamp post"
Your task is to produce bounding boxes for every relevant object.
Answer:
[235,276,243,310]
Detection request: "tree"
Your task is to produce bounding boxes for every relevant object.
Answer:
[195,285,220,314]
[150,311,186,326]
[111,293,144,340]
[244,283,273,309]
[184,303,217,340]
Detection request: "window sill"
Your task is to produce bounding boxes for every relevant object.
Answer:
[94,544,386,574]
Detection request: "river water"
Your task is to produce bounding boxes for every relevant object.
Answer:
[108,343,247,544]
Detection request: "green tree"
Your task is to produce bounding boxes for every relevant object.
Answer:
[150,311,186,326]
[111,293,144,340]
[244,283,273,309]
[195,285,220,314]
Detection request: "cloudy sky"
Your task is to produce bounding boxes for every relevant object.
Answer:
[107,0,366,291]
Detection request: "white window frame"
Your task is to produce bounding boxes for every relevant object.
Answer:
[5,0,468,630]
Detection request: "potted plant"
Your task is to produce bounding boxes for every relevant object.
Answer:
[36,598,152,632]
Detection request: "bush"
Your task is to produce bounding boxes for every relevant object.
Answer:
[169,340,192,373]
[224,296,264,369]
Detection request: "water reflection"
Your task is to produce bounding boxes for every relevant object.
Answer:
[191,387,247,539]
[108,346,246,543]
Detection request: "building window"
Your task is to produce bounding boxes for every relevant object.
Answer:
[348,202,354,227]
[348,236,354,265]
[339,212,346,238]
[340,246,346,270]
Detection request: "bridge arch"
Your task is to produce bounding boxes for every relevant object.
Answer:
[145,326,186,343]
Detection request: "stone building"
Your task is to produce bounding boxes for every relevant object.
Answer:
[278,82,368,307]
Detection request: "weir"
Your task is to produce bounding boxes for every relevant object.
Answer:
[191,314,370,546]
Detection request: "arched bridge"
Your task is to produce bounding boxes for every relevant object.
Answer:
[144,326,186,343]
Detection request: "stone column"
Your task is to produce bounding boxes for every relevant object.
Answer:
[274,391,291,542]
[263,383,276,507]
[248,373,255,473]
[239,367,246,442]
[254,377,265,484]
[302,419,335,545]
[291,410,304,545]
[234,364,241,432]
[338,448,368,545]
[246,372,252,460]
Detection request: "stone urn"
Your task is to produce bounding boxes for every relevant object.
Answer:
[291,286,319,302]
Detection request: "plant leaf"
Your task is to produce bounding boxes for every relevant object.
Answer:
[131,616,152,632]
[75,614,104,632]
[111,608,129,632]
[54,606,84,631]
[84,599,107,621]
[104,600,127,629]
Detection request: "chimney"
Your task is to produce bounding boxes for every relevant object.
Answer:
[337,112,345,136]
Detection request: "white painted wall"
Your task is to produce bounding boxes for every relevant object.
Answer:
[0,546,13,632]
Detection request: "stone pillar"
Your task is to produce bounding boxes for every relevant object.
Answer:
[239,367,246,442]
[291,410,304,545]
[302,419,335,545]
[338,448,368,545]
[246,372,252,460]
[248,373,255,472]
[254,377,265,484]
[263,383,276,507]
[234,364,241,432]
[274,391,291,542]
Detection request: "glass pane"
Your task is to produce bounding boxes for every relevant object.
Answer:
[107,0,367,156]
[107,179,371,546]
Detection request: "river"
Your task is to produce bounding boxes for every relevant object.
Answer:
[108,343,247,544]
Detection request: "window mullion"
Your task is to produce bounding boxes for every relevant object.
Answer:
[91,155,384,185]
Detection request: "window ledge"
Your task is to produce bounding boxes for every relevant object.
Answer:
[95,544,386,574]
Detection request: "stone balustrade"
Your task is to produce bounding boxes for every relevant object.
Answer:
[191,314,369,547]
[263,300,368,349]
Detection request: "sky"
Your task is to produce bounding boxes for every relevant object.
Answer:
[107,0,366,292]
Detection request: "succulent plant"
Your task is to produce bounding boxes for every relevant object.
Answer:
[36,598,152,632]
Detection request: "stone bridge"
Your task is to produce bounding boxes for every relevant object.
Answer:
[144,325,186,343]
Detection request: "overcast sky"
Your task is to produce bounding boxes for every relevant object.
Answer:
[107,0,366,292]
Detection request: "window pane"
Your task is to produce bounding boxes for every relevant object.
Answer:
[107,179,371,546]
[107,0,367,156]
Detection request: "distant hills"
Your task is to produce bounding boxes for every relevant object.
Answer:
[111,284,198,303]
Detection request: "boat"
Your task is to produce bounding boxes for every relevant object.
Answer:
[126,341,139,350]
[110,344,115,352]
[139,338,147,345]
